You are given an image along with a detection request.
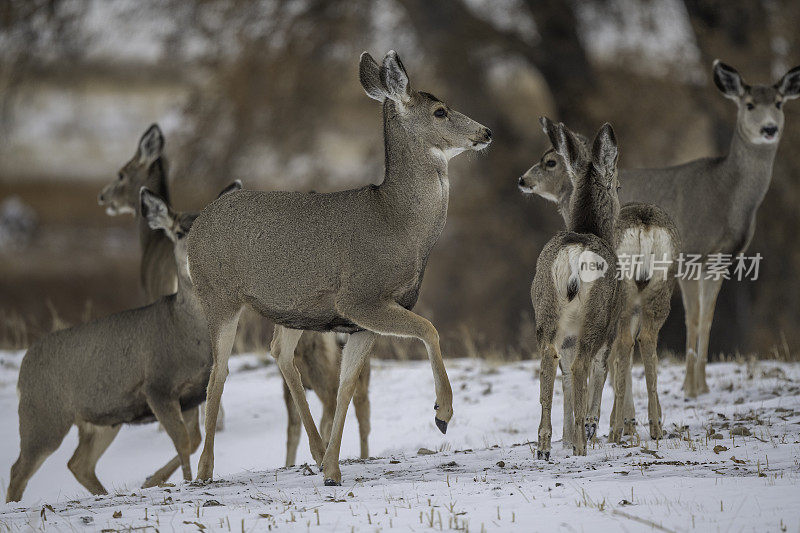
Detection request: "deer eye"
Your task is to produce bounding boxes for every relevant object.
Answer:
[175,230,186,239]
[776,101,783,109]
[746,102,755,110]
[545,160,557,168]
[433,108,447,118]
[118,172,124,181]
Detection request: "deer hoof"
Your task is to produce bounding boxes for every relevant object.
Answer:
[324,478,341,487]
[536,450,550,461]
[435,417,448,434]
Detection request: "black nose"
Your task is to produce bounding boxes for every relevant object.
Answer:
[484,128,493,141]
[518,177,525,186]
[762,125,778,136]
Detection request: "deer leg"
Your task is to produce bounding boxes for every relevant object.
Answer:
[696,278,722,395]
[6,414,71,502]
[143,406,201,488]
[147,395,193,482]
[283,381,302,467]
[67,423,121,495]
[587,343,610,440]
[638,321,663,440]
[679,278,700,398]
[537,343,558,460]
[272,325,326,467]
[353,359,371,459]
[339,301,453,434]
[320,330,377,485]
[197,307,242,482]
[571,351,591,456]
[559,357,575,449]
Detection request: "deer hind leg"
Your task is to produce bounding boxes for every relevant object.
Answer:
[696,278,722,395]
[570,350,591,456]
[143,406,202,488]
[587,343,610,441]
[272,325,326,467]
[197,306,242,482]
[67,423,121,495]
[320,330,377,485]
[147,395,193,482]
[610,319,635,443]
[6,411,71,502]
[537,343,558,460]
[558,344,575,449]
[679,278,700,397]
[353,359,371,459]
[283,381,302,467]
[638,322,663,440]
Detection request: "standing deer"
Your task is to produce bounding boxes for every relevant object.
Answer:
[520,125,680,442]
[531,120,622,459]
[617,61,800,398]
[187,50,492,485]
[97,124,371,466]
[6,183,240,502]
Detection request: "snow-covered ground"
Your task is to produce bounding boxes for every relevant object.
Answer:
[1,350,799,532]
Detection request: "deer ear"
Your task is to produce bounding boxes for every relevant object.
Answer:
[776,65,800,100]
[217,179,243,199]
[540,116,559,145]
[592,123,618,178]
[140,187,173,233]
[553,122,585,179]
[380,50,412,104]
[713,60,746,100]
[138,124,164,165]
[359,52,387,101]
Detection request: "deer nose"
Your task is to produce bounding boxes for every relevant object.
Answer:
[761,125,778,137]
[518,176,525,186]
[483,128,493,141]
[98,192,105,204]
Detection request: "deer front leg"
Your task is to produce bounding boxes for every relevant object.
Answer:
[147,395,193,482]
[197,308,242,482]
[610,327,634,443]
[678,279,700,398]
[272,325,326,467]
[144,407,201,487]
[538,344,558,460]
[319,330,376,485]
[587,344,610,440]
[353,360,372,459]
[283,382,302,467]
[340,300,453,434]
[559,357,575,449]
[696,278,722,395]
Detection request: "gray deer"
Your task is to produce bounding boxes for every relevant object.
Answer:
[531,120,622,459]
[617,61,800,398]
[186,50,492,485]
[6,183,240,503]
[97,125,370,465]
[520,122,680,443]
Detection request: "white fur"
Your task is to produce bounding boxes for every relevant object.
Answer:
[551,245,583,303]
[617,227,673,283]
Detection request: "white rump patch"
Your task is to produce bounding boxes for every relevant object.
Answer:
[617,227,674,283]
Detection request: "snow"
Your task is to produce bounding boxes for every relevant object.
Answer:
[1,350,799,531]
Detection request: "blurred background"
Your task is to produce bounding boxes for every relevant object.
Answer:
[1,0,799,359]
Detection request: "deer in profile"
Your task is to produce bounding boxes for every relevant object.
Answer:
[531,120,622,458]
[187,50,492,485]
[97,125,370,464]
[617,61,800,398]
[6,183,241,503]
[520,120,680,443]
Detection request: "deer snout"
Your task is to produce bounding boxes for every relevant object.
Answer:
[98,191,106,205]
[761,124,778,138]
[481,127,492,143]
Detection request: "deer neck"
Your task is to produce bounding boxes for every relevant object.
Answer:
[556,182,573,228]
[567,172,617,244]
[137,157,171,249]
[720,125,778,214]
[173,261,204,316]
[377,102,450,243]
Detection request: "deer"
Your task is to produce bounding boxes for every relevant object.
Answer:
[615,61,800,398]
[97,125,370,465]
[6,183,241,503]
[519,120,680,443]
[186,50,492,486]
[531,119,623,459]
